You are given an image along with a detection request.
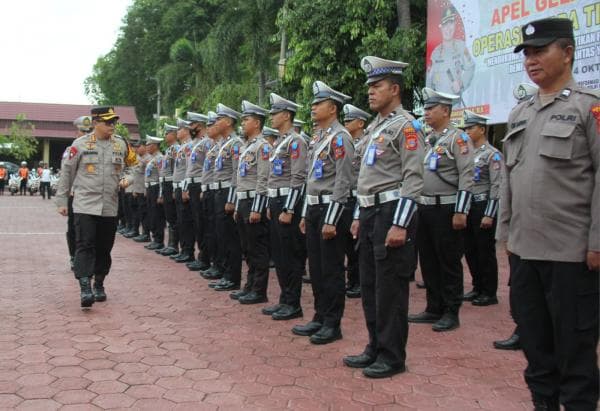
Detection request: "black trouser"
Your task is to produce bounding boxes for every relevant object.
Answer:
[161,181,177,232]
[146,184,164,243]
[511,258,599,411]
[66,196,76,258]
[214,188,241,284]
[134,193,149,234]
[508,253,520,336]
[305,203,351,327]
[189,183,208,263]
[237,198,269,295]
[19,178,27,195]
[174,187,194,255]
[269,196,304,308]
[202,189,217,266]
[0,180,5,194]
[344,198,359,287]
[73,213,118,280]
[40,181,51,199]
[124,192,136,232]
[117,188,126,227]
[417,203,464,315]
[464,201,498,297]
[359,201,417,367]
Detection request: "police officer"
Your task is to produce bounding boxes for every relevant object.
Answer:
[292,81,353,344]
[261,93,307,321]
[462,110,502,306]
[131,141,152,243]
[497,18,599,410]
[55,106,137,308]
[342,103,372,298]
[171,118,195,262]
[231,101,270,304]
[408,87,474,332]
[182,112,211,272]
[209,104,243,291]
[65,116,94,269]
[122,141,140,238]
[143,135,165,250]
[343,56,424,378]
[198,111,224,280]
[158,124,180,256]
[493,82,538,352]
[426,7,475,105]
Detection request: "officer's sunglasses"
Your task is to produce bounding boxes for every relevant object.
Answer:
[101,118,118,126]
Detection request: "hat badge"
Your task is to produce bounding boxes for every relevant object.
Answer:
[82,117,91,127]
[363,60,373,72]
[525,24,535,36]
[312,83,320,95]
[517,85,527,99]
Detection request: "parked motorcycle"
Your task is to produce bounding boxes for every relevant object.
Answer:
[8,175,20,195]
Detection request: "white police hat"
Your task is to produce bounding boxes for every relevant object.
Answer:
[73,115,93,132]
[207,111,218,126]
[269,93,301,114]
[187,111,209,123]
[463,110,489,127]
[177,118,191,129]
[513,83,538,101]
[216,103,241,121]
[293,119,306,128]
[145,135,164,145]
[164,123,178,134]
[422,87,459,108]
[343,104,371,122]
[361,56,408,85]
[241,100,267,118]
[311,81,351,105]
[262,126,279,137]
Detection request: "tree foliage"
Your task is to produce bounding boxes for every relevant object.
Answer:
[0,114,39,160]
[85,0,427,135]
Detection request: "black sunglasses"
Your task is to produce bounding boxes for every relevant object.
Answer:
[101,118,118,126]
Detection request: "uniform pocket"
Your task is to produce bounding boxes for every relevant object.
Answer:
[501,125,526,168]
[82,156,99,174]
[373,244,387,260]
[539,123,575,160]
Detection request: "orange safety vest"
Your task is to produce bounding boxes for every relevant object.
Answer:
[0,169,6,179]
[18,167,28,178]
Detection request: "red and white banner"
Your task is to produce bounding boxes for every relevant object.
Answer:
[426,0,600,124]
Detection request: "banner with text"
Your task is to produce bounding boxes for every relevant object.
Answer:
[426,0,600,124]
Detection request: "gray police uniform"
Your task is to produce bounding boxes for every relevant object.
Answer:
[427,39,475,106]
[173,136,195,259]
[158,135,179,255]
[498,78,599,408]
[145,146,164,246]
[55,132,134,280]
[463,113,502,303]
[132,152,151,237]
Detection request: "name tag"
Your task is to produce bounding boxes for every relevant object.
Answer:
[240,162,247,177]
[191,152,197,164]
[272,158,283,176]
[313,159,323,179]
[204,158,211,171]
[216,156,223,171]
[428,153,439,171]
[366,144,376,166]
[473,166,481,182]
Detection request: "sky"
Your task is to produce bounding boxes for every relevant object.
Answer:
[0,0,133,105]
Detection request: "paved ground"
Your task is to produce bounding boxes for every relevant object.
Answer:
[0,195,530,410]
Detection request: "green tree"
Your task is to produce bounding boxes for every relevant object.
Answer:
[0,114,38,160]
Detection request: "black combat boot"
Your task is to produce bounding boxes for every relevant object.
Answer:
[93,275,107,302]
[79,277,94,308]
[160,227,179,256]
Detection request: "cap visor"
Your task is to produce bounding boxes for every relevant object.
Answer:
[98,114,119,121]
[514,37,556,53]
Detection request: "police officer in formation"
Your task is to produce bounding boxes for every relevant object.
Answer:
[143,135,165,250]
[56,106,137,308]
[157,124,180,256]
[498,18,598,411]
[462,110,501,307]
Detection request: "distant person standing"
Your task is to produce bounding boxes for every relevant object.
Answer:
[18,162,29,195]
[0,163,6,195]
[55,106,137,309]
[39,163,52,200]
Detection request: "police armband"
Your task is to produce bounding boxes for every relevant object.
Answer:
[227,186,236,204]
[392,197,417,228]
[301,197,308,218]
[324,201,344,226]
[353,202,360,220]
[484,199,498,218]
[251,193,268,213]
[455,190,472,214]
[283,187,302,212]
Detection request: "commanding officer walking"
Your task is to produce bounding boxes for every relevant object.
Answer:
[232,101,270,304]
[158,124,180,256]
[498,18,599,411]
[210,104,243,291]
[55,106,137,308]
[143,135,165,250]
[171,118,195,263]
[261,93,307,321]
[342,103,371,299]
[343,56,424,378]
[461,110,502,306]
[408,87,474,332]
[294,81,353,344]
[183,112,210,272]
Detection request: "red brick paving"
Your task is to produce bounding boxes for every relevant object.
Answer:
[0,195,530,410]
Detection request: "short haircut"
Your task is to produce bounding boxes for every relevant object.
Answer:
[555,37,576,67]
